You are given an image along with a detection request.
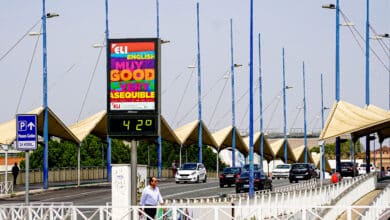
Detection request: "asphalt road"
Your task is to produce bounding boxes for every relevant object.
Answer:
[0,178,292,206]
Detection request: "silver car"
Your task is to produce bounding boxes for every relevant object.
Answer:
[175,163,207,183]
[272,164,291,179]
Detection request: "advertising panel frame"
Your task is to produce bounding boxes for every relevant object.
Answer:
[106,38,161,137]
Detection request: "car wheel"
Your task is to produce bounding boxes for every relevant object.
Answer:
[272,177,275,180]
[196,175,200,183]
[203,175,207,183]
[176,181,180,184]
[295,180,298,183]
[289,179,293,183]
[220,184,224,188]
[228,184,231,187]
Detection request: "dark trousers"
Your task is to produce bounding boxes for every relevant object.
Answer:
[144,207,157,219]
[13,174,18,185]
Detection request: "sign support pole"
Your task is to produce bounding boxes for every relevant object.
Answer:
[25,150,30,205]
[131,139,137,206]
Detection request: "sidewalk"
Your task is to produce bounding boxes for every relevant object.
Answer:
[0,179,110,199]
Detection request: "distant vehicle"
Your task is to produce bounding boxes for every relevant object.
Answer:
[219,167,243,188]
[340,162,358,177]
[358,163,377,175]
[243,164,262,171]
[289,163,318,183]
[175,163,207,183]
[271,164,291,179]
[235,170,272,193]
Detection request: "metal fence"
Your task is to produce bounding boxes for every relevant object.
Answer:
[0,204,389,220]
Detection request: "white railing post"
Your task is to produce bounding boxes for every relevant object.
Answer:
[347,206,352,220]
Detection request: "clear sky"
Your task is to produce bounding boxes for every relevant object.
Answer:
[1,0,389,138]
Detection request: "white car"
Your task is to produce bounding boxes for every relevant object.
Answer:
[271,164,291,179]
[175,163,207,183]
[358,163,377,175]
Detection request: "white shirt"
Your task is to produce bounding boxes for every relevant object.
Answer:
[139,185,163,206]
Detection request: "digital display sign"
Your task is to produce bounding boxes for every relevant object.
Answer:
[107,115,157,137]
[108,39,158,112]
[107,38,161,137]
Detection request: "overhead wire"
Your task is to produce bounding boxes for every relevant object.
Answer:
[0,19,41,63]
[172,66,195,127]
[340,10,389,72]
[77,41,104,122]
[175,68,234,127]
[15,26,42,115]
[264,93,282,132]
[208,72,229,127]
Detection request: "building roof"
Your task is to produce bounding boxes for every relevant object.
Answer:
[212,126,248,155]
[319,101,390,142]
[0,106,80,145]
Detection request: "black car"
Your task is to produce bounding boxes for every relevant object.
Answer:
[289,163,318,183]
[340,161,358,177]
[235,171,272,193]
[219,167,243,187]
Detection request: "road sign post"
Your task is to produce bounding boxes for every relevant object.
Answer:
[16,114,37,205]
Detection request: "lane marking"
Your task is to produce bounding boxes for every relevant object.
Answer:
[163,186,220,199]
[40,189,109,202]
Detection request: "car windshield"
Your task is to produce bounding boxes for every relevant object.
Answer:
[223,167,240,173]
[243,164,260,171]
[181,163,197,170]
[276,164,290,169]
[292,164,308,169]
[239,171,265,179]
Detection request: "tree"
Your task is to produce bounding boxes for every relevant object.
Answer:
[22,135,226,171]
[309,139,362,159]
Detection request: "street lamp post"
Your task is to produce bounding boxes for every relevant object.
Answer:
[258,33,264,170]
[302,62,308,163]
[230,19,242,167]
[196,2,203,163]
[248,0,254,199]
[323,0,341,174]
[104,0,112,184]
[42,0,59,189]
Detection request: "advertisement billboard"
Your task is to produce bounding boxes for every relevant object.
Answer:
[107,38,161,137]
[108,39,159,113]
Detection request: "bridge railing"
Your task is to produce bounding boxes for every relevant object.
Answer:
[0,204,389,220]
[0,181,12,194]
[362,183,390,220]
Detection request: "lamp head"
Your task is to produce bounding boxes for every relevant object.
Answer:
[46,13,59,18]
[322,4,335,9]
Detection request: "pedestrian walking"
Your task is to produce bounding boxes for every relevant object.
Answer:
[139,176,164,219]
[11,163,20,185]
[171,160,177,177]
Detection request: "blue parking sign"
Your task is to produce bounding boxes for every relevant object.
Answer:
[16,114,37,151]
